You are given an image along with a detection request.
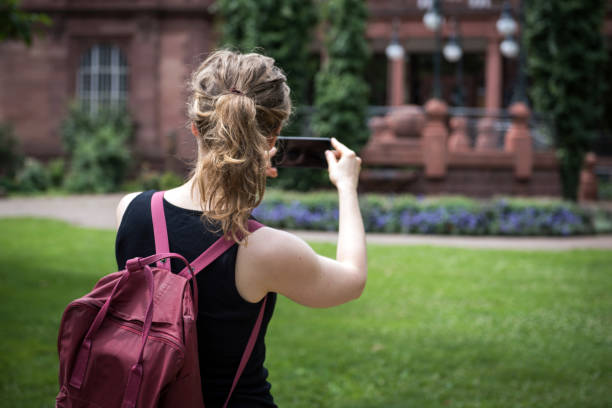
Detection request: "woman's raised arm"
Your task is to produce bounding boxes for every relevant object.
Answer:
[235,138,367,308]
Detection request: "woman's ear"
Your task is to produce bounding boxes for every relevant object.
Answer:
[268,135,278,149]
[268,125,281,149]
[191,122,199,137]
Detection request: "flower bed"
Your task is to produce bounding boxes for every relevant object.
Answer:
[253,190,612,236]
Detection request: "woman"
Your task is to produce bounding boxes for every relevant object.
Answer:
[115,50,367,407]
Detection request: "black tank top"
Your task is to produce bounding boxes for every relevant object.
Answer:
[115,190,277,407]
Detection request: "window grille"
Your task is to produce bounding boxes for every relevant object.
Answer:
[76,44,128,114]
[468,0,492,8]
[418,0,492,10]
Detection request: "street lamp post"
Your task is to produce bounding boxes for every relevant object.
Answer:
[497,0,532,173]
[443,19,464,106]
[496,0,526,103]
[514,0,527,103]
[421,0,449,180]
[423,0,443,99]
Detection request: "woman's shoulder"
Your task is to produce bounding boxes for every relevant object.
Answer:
[115,190,153,228]
[239,226,318,279]
[246,226,312,257]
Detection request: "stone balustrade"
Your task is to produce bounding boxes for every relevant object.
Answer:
[360,100,563,197]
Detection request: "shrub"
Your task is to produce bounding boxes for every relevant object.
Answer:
[122,167,185,192]
[0,122,24,181]
[159,171,184,191]
[46,158,65,188]
[590,208,612,234]
[360,194,392,232]
[267,168,330,192]
[254,191,609,236]
[62,106,134,193]
[488,198,592,236]
[134,166,165,191]
[599,180,612,200]
[16,157,49,192]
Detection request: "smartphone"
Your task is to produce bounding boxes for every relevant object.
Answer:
[271,137,331,169]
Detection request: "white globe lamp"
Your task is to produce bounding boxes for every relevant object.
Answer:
[386,41,405,61]
[496,14,517,36]
[423,9,442,31]
[443,40,462,62]
[500,36,519,58]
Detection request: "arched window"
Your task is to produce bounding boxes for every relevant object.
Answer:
[76,44,128,114]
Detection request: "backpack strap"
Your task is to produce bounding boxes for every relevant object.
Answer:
[152,191,268,406]
[175,219,267,408]
[151,191,171,270]
[223,294,267,408]
[177,219,264,278]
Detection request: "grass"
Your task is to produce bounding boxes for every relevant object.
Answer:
[0,218,610,408]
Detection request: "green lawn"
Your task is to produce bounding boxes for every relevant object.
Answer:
[0,218,610,408]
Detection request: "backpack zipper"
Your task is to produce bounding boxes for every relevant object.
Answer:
[69,300,186,354]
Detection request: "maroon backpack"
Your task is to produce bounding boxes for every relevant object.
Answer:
[56,191,267,408]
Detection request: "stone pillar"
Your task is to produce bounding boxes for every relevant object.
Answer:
[485,37,502,111]
[448,116,470,152]
[422,99,448,179]
[475,117,498,151]
[387,57,405,106]
[386,105,425,139]
[504,102,533,180]
[368,116,395,141]
[578,152,598,202]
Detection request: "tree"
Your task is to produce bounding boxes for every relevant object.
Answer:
[217,0,320,190]
[217,0,317,108]
[312,0,370,152]
[524,0,608,200]
[216,0,258,51]
[0,0,51,46]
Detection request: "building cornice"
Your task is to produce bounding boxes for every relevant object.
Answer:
[366,0,511,19]
[20,0,215,15]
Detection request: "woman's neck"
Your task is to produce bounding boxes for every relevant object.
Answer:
[163,177,206,212]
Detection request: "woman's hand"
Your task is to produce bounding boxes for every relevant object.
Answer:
[265,146,278,178]
[324,138,362,191]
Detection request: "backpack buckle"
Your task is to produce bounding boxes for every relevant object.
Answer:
[125,257,142,272]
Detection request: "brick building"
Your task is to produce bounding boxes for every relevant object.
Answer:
[1,0,214,165]
[1,0,611,181]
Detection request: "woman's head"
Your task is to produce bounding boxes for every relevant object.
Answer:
[188,50,292,242]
